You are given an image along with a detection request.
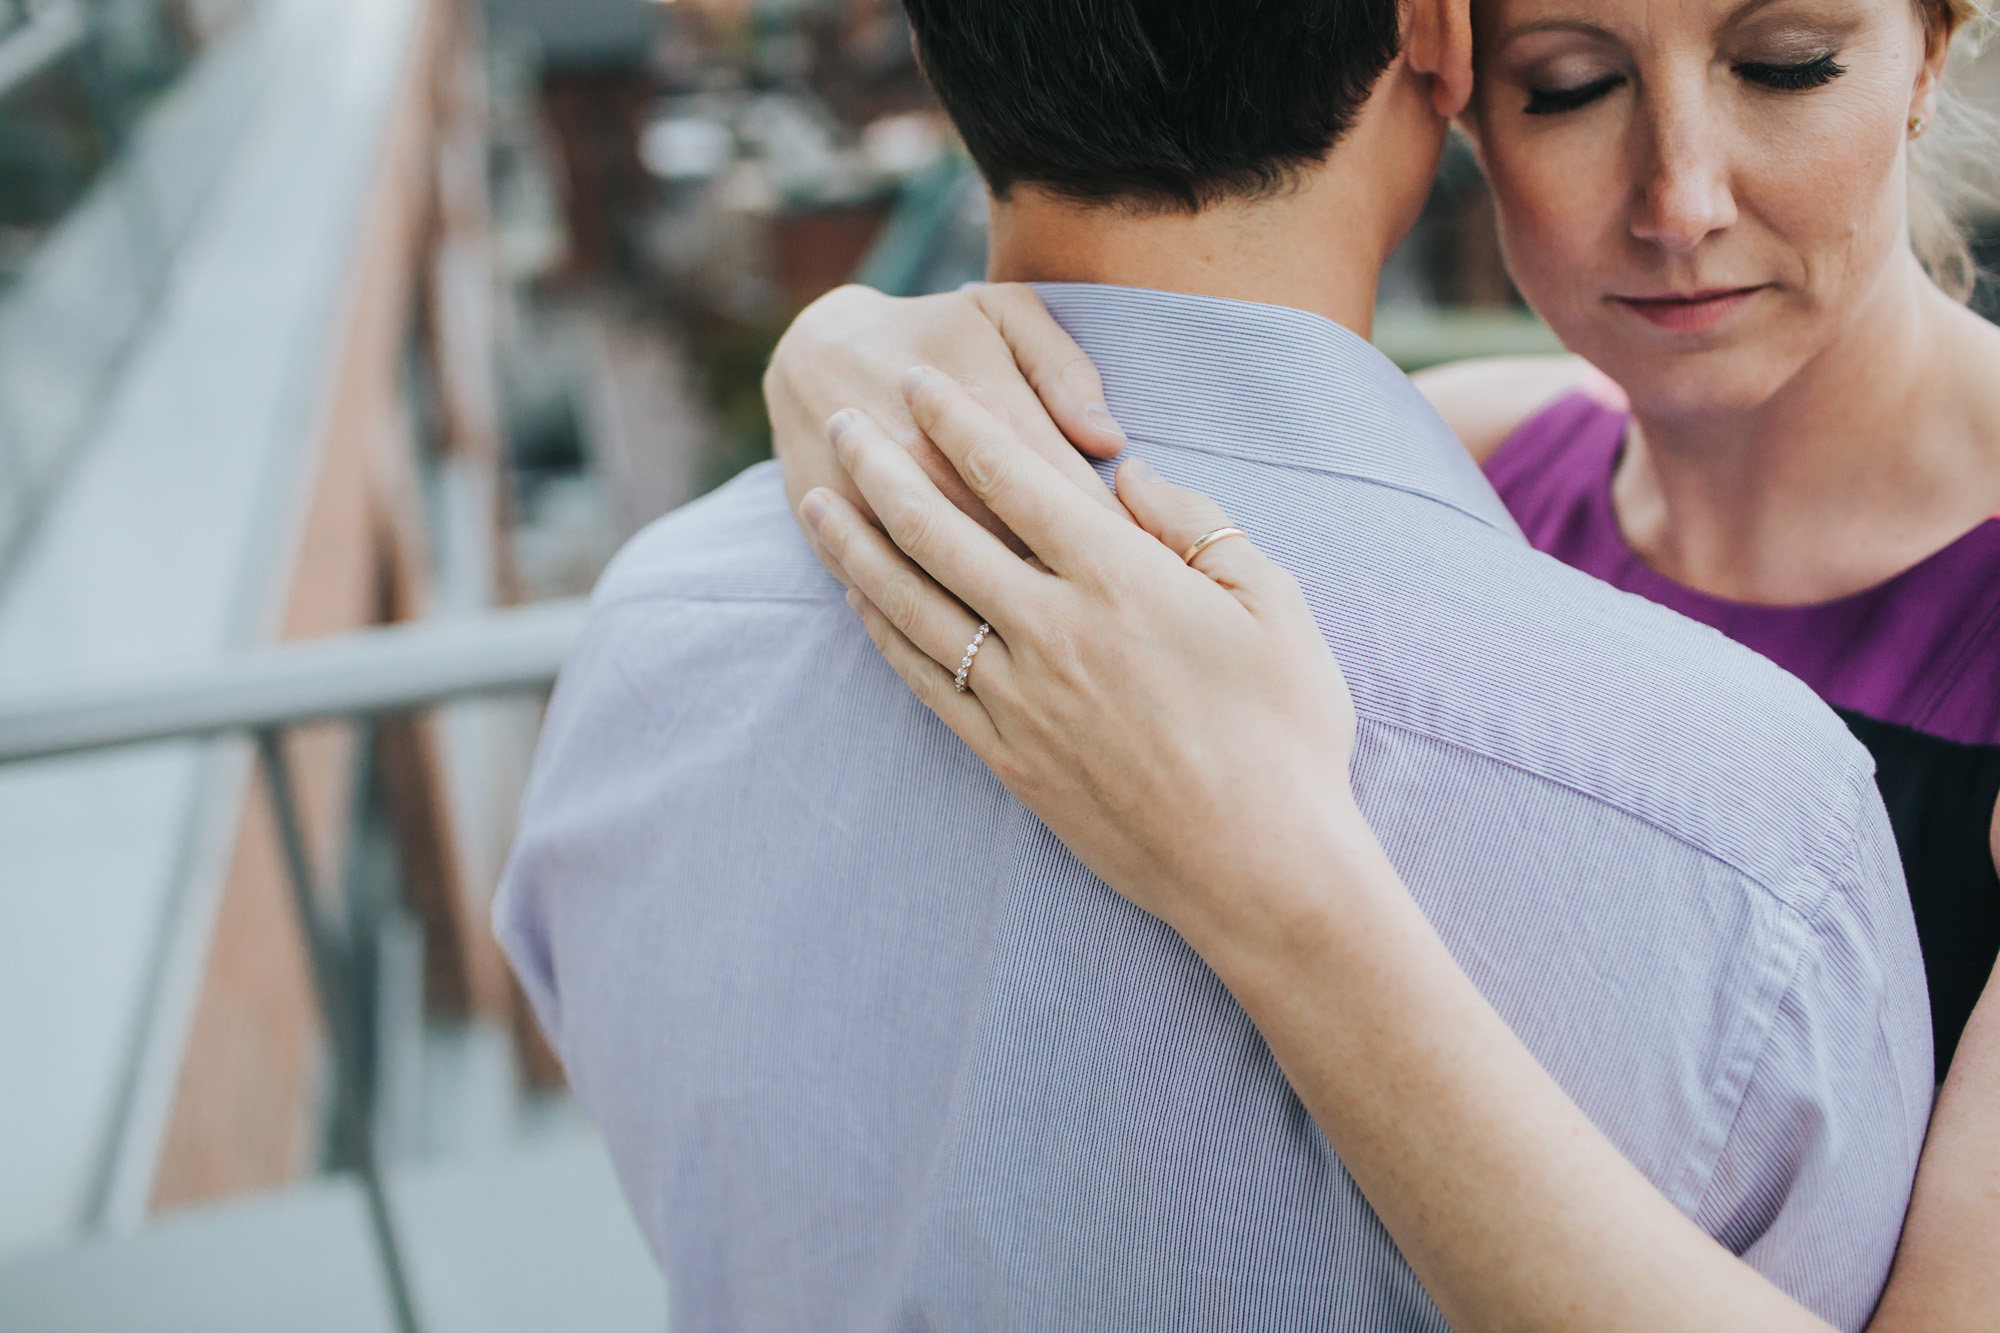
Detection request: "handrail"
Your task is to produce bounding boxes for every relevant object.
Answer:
[0,597,589,765]
[0,597,592,1333]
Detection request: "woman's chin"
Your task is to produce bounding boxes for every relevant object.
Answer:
[1567,328,1798,424]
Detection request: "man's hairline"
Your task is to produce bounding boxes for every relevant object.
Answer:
[982,154,1334,220]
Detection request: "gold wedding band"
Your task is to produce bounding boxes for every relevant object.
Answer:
[1182,526,1248,566]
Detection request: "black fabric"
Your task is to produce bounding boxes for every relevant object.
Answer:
[1838,708,2000,1077]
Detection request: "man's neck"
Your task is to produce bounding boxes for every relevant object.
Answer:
[984,171,1396,339]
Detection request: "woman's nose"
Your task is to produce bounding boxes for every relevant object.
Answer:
[1629,100,1739,254]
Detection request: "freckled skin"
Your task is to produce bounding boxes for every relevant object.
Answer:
[1459,0,2000,876]
[1467,0,1933,420]
[1452,0,2000,621]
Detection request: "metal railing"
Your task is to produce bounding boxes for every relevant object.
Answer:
[0,597,587,1333]
[0,597,587,764]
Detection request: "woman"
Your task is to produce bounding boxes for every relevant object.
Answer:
[760,0,2000,1321]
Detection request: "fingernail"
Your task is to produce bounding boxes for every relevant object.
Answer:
[1123,456,1157,484]
[901,365,932,396]
[1085,405,1128,444]
[826,410,855,444]
[800,490,829,532]
[844,588,865,613]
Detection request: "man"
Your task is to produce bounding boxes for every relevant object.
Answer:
[495,1,1931,1328]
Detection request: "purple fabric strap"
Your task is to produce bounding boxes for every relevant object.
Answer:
[1486,393,2000,748]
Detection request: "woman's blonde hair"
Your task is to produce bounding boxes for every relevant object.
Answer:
[1911,0,1997,299]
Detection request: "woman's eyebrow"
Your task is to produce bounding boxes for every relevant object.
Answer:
[1716,0,1863,33]
[1494,16,1622,45]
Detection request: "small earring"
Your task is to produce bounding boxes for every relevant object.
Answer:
[1909,114,1928,138]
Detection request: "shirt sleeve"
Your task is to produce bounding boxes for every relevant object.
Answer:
[489,608,634,1069]
[1692,776,1934,1332]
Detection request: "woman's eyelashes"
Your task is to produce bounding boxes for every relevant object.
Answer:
[1524,73,1626,116]
[1733,52,1846,90]
[1521,51,1845,115]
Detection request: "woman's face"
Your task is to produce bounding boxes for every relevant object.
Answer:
[1468,0,1947,418]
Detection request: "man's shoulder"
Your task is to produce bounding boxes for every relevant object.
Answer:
[591,461,837,613]
[1392,519,1880,914]
[584,457,1881,920]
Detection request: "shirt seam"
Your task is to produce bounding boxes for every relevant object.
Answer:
[1353,709,1871,916]
[1679,912,1816,1227]
[1679,771,1881,1222]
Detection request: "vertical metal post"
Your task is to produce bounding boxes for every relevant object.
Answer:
[256,728,422,1333]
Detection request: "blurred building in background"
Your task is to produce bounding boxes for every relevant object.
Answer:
[482,0,977,595]
[0,0,657,1326]
[0,0,1994,1326]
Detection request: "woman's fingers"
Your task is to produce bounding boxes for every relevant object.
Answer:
[969,283,1128,459]
[845,589,1004,754]
[765,285,1118,566]
[1114,457,1269,592]
[802,484,1009,674]
[901,366,1122,578]
[825,407,1044,628]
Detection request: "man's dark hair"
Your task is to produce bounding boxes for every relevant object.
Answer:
[901,0,1403,212]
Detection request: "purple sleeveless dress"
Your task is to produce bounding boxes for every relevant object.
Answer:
[1488,392,2000,1075]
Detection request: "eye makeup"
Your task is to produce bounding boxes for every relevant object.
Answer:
[1519,44,1846,116]
[1525,73,1628,115]
[1733,52,1846,89]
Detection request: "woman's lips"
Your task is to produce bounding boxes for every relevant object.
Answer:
[1611,285,1768,334]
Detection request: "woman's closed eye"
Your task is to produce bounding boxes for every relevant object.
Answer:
[1525,73,1626,116]
[1733,52,1845,91]
[1522,49,1845,117]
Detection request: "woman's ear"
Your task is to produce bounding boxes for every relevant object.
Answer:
[1909,4,1952,131]
[1405,0,1475,119]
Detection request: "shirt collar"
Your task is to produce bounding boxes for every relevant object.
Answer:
[1032,283,1523,537]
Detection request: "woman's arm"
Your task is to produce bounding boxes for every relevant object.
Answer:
[794,368,1833,1333]
[1409,355,1627,463]
[1870,934,2000,1330]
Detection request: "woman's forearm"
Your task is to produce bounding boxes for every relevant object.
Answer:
[1203,811,1833,1333]
[1868,965,2000,1333]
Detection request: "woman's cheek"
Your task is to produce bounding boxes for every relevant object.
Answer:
[1486,137,1624,339]
[1735,51,1916,296]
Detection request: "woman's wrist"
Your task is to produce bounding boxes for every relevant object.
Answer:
[1172,785,1411,1010]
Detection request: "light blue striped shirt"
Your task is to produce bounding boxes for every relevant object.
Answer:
[495,284,1932,1332]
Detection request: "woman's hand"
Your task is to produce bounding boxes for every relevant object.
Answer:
[798,364,1364,961]
[798,366,1836,1333]
[765,283,1130,570]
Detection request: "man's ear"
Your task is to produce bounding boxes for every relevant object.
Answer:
[1404,0,1475,119]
